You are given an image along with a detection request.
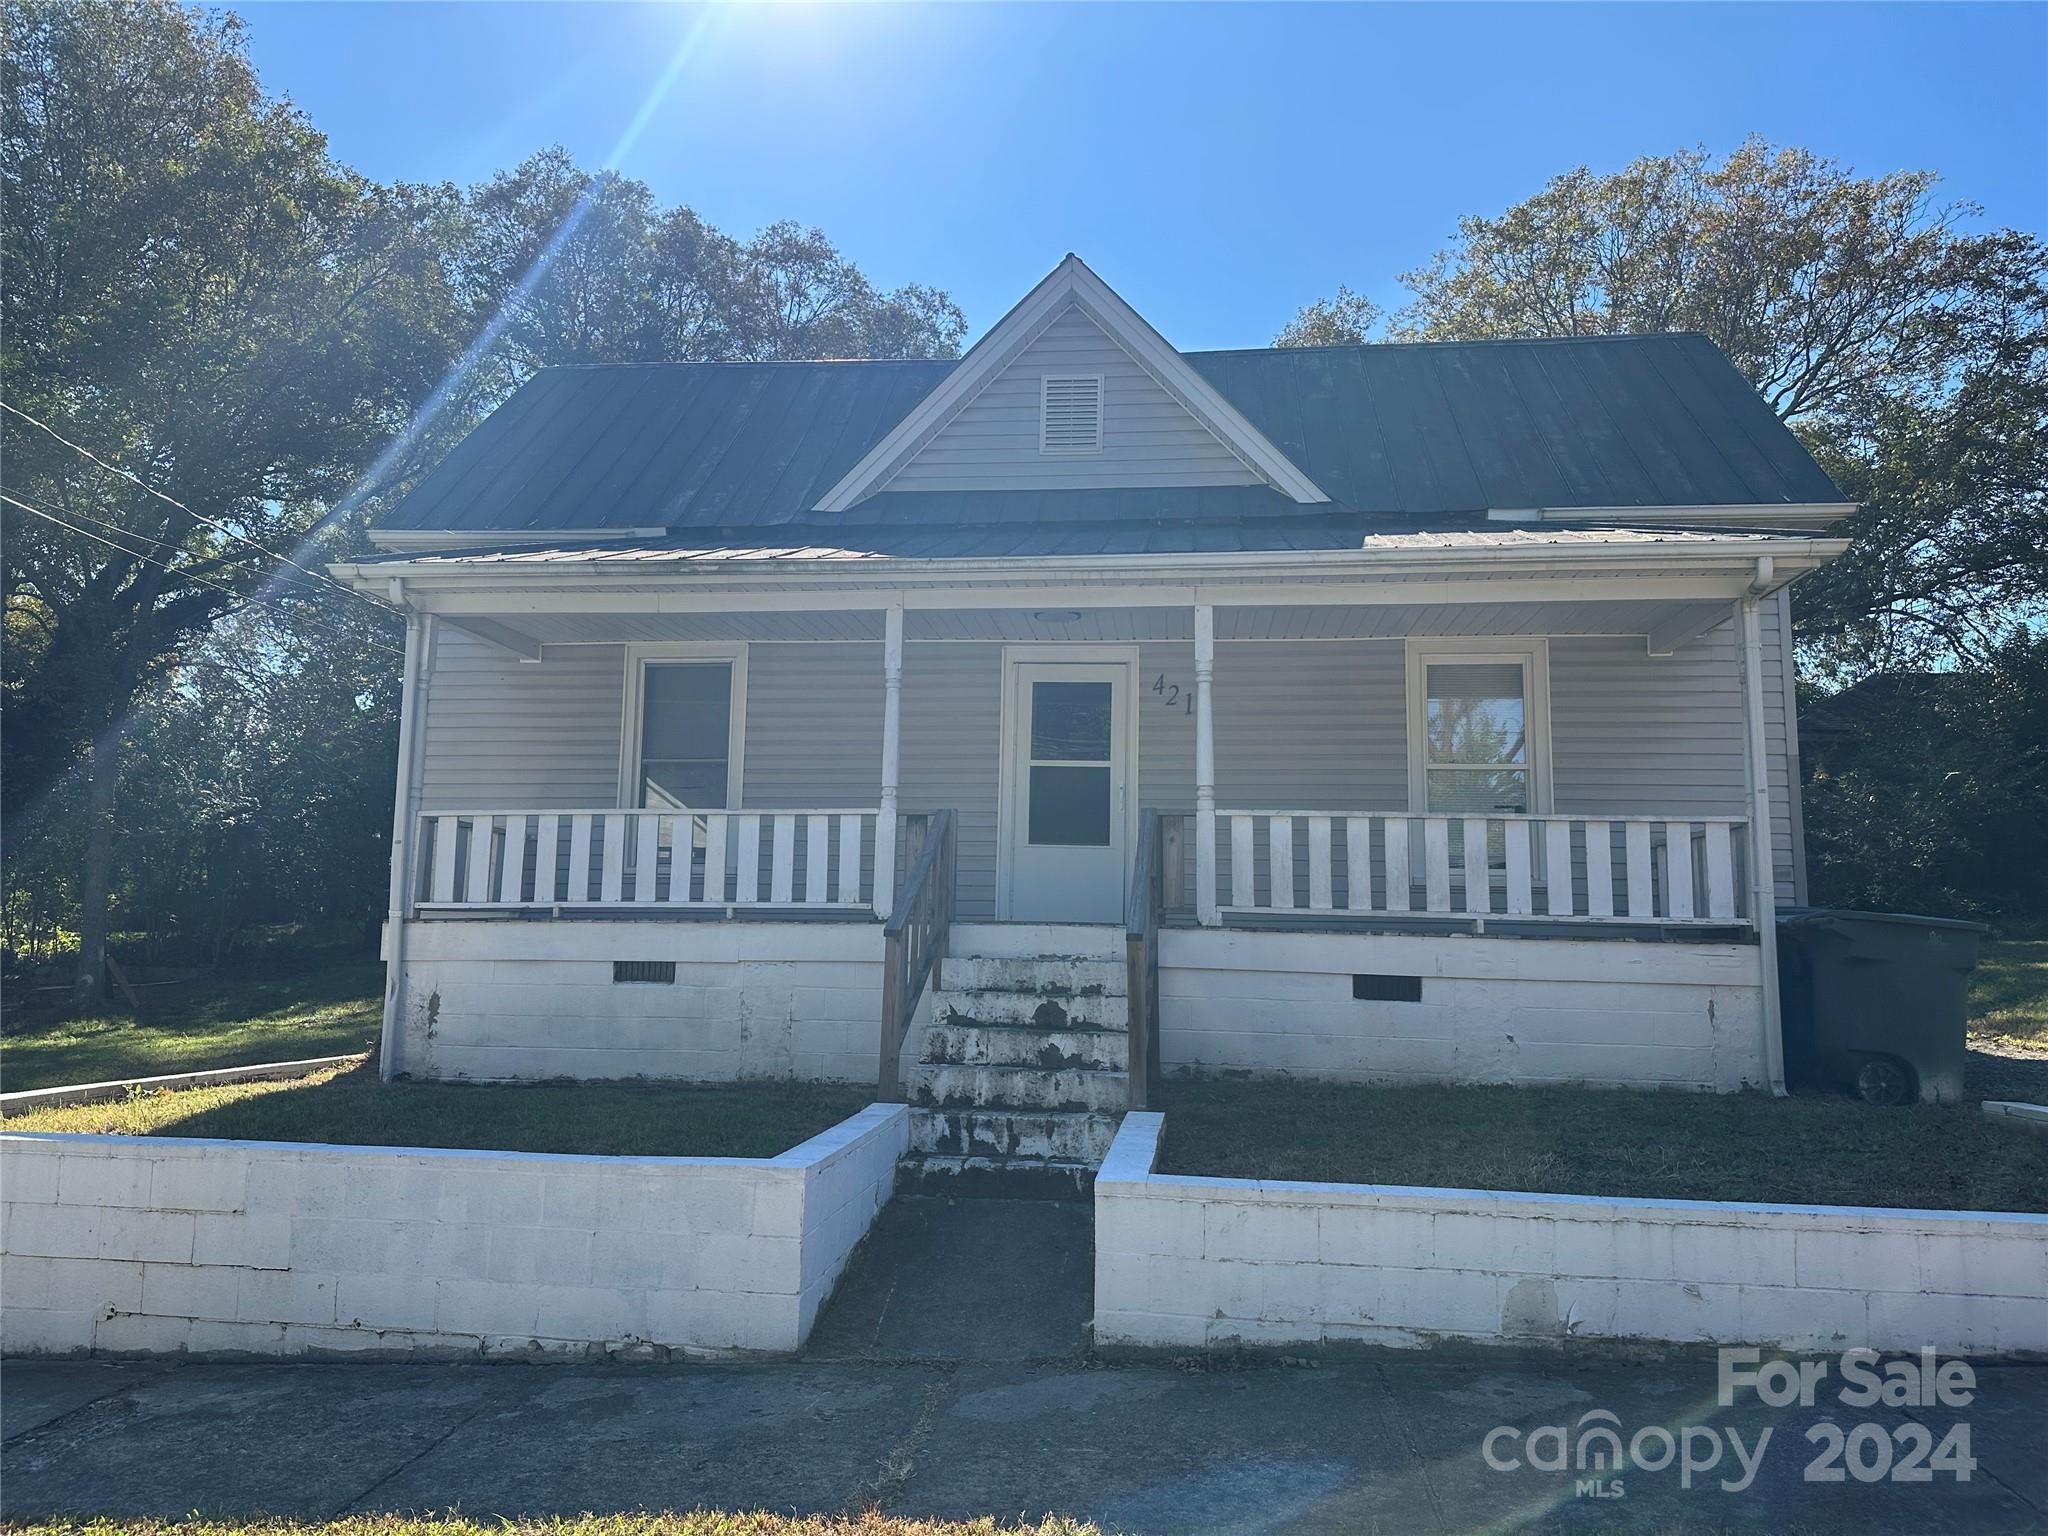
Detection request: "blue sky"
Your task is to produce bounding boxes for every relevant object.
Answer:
[236,2,2047,351]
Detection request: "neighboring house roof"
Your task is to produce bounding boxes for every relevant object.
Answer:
[375,259,1848,541]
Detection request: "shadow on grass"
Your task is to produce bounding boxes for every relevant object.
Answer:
[8,1059,876,1160]
[1154,1077,2048,1214]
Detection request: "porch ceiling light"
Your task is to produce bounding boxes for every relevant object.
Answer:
[1033,610,1084,623]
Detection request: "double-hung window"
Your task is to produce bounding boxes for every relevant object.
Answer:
[1406,640,1550,818]
[620,646,746,900]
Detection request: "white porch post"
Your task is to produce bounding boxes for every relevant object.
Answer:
[1739,586,1788,1095]
[1194,601,1219,927]
[379,609,435,1080]
[873,602,903,919]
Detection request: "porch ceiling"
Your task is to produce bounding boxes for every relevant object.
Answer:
[455,596,1737,649]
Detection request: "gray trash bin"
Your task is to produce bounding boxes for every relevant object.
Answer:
[1776,908,1987,1105]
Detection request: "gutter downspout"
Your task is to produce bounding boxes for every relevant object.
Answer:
[1738,558,1788,1095]
[380,602,436,1080]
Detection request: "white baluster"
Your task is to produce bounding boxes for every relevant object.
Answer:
[1383,816,1411,912]
[1584,820,1613,918]
[1624,820,1654,918]
[464,816,493,905]
[1544,819,1574,917]
[764,814,792,902]
[1461,818,1489,914]
[701,813,730,905]
[734,814,761,902]
[1664,821,1696,920]
[1703,821,1737,921]
[431,815,460,903]
[634,813,660,902]
[1345,817,1372,912]
[534,814,560,903]
[837,814,864,904]
[1308,816,1333,911]
[566,814,594,903]
[1229,814,1254,909]
[805,814,829,904]
[499,816,528,903]
[1504,820,1533,916]
[1268,815,1295,910]
[1423,817,1451,913]
[600,814,627,904]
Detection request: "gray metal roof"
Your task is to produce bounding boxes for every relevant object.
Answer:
[376,333,1845,536]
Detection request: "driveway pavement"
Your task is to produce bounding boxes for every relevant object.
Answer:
[4,1198,2044,1533]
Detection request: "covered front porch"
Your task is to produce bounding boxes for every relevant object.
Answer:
[353,530,1839,1097]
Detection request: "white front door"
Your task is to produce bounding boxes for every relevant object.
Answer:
[1002,660,1131,922]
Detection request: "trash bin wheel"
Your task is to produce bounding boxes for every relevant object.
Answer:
[1853,1055,1915,1107]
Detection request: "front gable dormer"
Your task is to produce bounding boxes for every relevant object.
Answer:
[813,255,1329,512]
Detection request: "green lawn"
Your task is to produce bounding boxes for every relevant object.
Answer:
[1968,933,2048,1054]
[0,1060,872,1158]
[0,961,382,1092]
[1154,1078,2048,1214]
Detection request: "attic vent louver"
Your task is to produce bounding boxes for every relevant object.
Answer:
[1040,374,1103,455]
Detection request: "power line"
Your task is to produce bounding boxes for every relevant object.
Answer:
[0,398,402,619]
[3,493,408,660]
[32,498,341,601]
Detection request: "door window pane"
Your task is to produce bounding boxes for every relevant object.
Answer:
[1031,682,1111,761]
[639,662,731,811]
[1029,766,1111,846]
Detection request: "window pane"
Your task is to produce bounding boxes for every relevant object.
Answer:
[1028,765,1111,845]
[1426,663,1526,766]
[1426,767,1530,815]
[641,759,728,812]
[641,664,730,759]
[639,662,730,810]
[1031,682,1111,761]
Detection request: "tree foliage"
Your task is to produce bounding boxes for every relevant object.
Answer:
[1282,139,2048,677]
[1,0,966,986]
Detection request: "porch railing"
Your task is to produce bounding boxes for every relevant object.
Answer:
[879,809,956,1102]
[1123,810,1180,1110]
[414,809,884,913]
[1203,811,1751,926]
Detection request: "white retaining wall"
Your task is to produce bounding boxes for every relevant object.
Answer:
[394,919,884,1083]
[1159,928,1766,1092]
[0,1104,907,1358]
[1096,1114,2048,1357]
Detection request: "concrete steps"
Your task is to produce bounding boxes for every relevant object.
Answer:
[898,927,1128,1201]
[920,1020,1130,1072]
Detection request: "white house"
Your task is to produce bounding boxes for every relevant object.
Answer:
[337,255,1852,1194]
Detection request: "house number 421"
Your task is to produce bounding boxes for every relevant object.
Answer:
[1152,673,1193,715]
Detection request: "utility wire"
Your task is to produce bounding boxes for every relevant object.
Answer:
[4,493,408,659]
[32,497,341,600]
[0,398,402,618]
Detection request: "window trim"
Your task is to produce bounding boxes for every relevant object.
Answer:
[617,642,749,810]
[1404,637,1551,816]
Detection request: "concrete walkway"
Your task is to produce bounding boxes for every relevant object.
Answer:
[4,1198,2045,1532]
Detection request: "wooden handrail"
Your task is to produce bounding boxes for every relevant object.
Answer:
[878,809,955,1102]
[1124,809,1165,1111]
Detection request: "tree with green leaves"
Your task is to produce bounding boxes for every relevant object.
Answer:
[1279,139,2047,678]
[3,0,467,1006]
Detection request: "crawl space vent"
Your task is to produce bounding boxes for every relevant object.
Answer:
[1040,374,1103,454]
[613,960,677,985]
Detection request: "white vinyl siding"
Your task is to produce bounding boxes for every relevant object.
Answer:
[885,307,1262,493]
[417,630,625,811]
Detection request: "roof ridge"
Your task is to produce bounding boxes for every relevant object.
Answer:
[1188,331,1716,359]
